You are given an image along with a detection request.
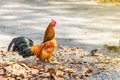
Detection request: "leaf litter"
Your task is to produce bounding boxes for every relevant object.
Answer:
[0,45,120,79]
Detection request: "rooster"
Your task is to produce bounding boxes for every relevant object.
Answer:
[8,20,56,67]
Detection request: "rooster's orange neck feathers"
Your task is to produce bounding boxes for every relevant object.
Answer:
[43,20,56,42]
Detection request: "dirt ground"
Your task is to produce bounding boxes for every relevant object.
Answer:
[0,0,120,80]
[0,0,120,51]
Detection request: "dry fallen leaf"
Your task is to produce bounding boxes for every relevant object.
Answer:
[73,75,80,80]
[47,68,55,75]
[0,45,120,79]
[3,62,39,78]
[0,68,5,75]
[64,68,74,73]
[58,45,64,49]
[8,77,16,80]
[58,76,64,80]
[29,66,42,70]
[39,73,50,77]
[57,64,63,70]
[0,76,7,80]
[56,70,62,76]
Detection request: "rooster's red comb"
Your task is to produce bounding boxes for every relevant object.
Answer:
[51,19,56,27]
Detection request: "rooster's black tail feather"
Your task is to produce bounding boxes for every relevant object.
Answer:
[8,37,34,58]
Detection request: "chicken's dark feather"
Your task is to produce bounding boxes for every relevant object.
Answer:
[8,37,34,58]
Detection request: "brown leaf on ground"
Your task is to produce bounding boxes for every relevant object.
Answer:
[64,68,74,73]
[0,45,120,79]
[56,70,63,76]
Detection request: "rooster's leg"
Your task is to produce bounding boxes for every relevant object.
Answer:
[43,62,46,68]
